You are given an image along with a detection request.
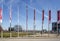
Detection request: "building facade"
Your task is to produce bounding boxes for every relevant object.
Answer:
[52,22,60,33]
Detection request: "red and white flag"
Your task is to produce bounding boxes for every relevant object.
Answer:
[42,10,44,21]
[0,8,2,23]
[49,10,51,21]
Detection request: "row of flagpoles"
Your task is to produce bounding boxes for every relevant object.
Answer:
[0,1,60,38]
[0,6,60,38]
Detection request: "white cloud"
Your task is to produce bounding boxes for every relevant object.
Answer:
[22,0,49,19]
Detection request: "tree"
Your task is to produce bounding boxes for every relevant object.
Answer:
[8,25,22,32]
[0,25,3,32]
[13,25,22,32]
[8,27,14,32]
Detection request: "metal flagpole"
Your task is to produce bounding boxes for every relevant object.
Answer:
[48,20,50,37]
[41,10,44,37]
[42,20,43,37]
[18,7,19,37]
[33,9,36,35]
[26,4,28,36]
[57,11,60,36]
[10,21,11,38]
[0,0,3,38]
[57,11,58,37]
[0,8,3,38]
[10,5,12,38]
[48,10,51,37]
[57,21,58,36]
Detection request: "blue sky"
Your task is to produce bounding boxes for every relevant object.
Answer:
[0,0,60,30]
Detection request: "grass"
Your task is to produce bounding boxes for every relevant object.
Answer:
[0,32,33,38]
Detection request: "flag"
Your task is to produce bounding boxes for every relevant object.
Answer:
[42,10,44,21]
[26,5,28,22]
[34,9,36,22]
[49,10,51,21]
[57,10,60,21]
[0,8,2,23]
[10,7,12,23]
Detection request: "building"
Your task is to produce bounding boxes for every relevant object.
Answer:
[52,22,60,33]
[8,25,22,32]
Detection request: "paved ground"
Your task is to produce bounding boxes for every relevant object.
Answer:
[0,38,60,41]
[0,34,60,41]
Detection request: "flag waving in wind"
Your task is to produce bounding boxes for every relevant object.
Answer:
[34,9,36,22]
[48,10,51,37]
[42,10,44,21]
[57,10,60,21]
[10,7,12,23]
[49,10,51,21]
[0,8,2,23]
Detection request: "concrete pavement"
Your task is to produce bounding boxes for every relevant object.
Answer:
[0,38,60,41]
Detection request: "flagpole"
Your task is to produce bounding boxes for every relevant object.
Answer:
[48,10,51,37]
[26,4,28,36]
[10,5,12,38]
[41,20,43,37]
[57,21,58,36]
[2,0,3,38]
[18,7,19,37]
[41,10,44,37]
[57,11,60,36]
[57,11,58,36]
[33,9,36,35]
[0,23,2,38]
[10,21,11,38]
[48,20,50,37]
[0,21,3,38]
[0,0,3,38]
